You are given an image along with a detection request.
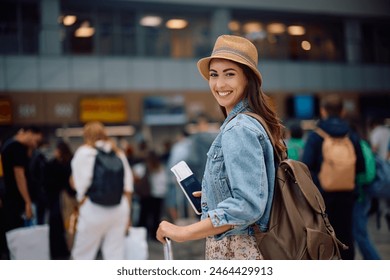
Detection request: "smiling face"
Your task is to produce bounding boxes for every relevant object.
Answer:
[208,58,248,115]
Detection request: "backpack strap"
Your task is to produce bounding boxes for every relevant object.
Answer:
[315,127,330,139]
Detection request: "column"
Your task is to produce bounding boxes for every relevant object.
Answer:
[39,0,62,55]
[344,19,362,64]
[210,8,231,40]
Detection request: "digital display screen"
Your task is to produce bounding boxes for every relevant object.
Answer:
[293,95,315,119]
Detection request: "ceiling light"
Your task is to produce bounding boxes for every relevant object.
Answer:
[166,19,188,29]
[63,15,77,26]
[75,21,95,38]
[301,40,311,51]
[267,23,286,34]
[228,21,240,32]
[288,25,306,36]
[243,22,263,34]
[140,16,162,27]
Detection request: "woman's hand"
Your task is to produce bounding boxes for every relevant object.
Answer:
[156,218,232,244]
[24,202,33,220]
[156,221,188,244]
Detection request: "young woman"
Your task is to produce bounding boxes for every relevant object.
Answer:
[156,35,285,259]
[70,121,133,259]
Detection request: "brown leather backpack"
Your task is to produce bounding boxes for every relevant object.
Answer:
[243,112,347,259]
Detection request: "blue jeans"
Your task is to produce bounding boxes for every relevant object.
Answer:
[352,195,381,260]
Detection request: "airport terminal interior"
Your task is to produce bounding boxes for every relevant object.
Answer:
[1,0,389,154]
[1,0,390,262]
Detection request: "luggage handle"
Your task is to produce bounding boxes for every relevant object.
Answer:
[163,238,174,260]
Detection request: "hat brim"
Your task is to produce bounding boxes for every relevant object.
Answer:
[197,54,262,83]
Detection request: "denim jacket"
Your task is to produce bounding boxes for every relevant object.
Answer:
[201,99,276,240]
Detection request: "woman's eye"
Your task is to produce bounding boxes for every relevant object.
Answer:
[209,72,218,77]
[225,72,235,77]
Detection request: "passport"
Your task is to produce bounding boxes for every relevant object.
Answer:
[170,161,202,215]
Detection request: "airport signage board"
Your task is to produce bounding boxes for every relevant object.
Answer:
[80,97,127,123]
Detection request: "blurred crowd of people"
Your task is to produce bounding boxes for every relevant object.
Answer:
[0,100,389,260]
[284,98,390,260]
[0,113,219,260]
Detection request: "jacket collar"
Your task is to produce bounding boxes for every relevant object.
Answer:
[221,99,250,131]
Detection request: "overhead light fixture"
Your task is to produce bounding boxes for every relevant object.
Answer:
[243,21,266,40]
[166,19,188,29]
[267,23,286,34]
[140,15,162,27]
[288,25,306,36]
[228,21,240,32]
[243,22,263,34]
[75,21,95,38]
[301,40,311,51]
[63,15,77,26]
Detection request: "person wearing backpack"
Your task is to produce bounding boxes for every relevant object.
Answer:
[352,137,381,259]
[70,121,133,260]
[302,94,365,260]
[156,35,286,259]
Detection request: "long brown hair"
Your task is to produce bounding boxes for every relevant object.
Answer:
[219,63,286,157]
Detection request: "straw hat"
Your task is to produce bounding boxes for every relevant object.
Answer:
[197,35,262,83]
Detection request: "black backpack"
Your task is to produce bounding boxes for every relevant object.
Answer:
[241,113,347,259]
[87,148,124,206]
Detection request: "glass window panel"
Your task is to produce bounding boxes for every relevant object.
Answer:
[231,10,344,62]
[362,22,390,64]
[0,1,39,54]
[0,2,18,54]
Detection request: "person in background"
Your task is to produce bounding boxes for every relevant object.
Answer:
[28,139,50,225]
[165,129,192,222]
[1,126,43,232]
[160,139,172,166]
[185,113,218,183]
[353,138,381,259]
[70,121,133,260]
[0,126,43,259]
[368,117,390,230]
[157,35,286,259]
[302,94,365,259]
[179,113,218,221]
[286,122,305,161]
[138,151,168,240]
[369,117,390,161]
[44,140,73,259]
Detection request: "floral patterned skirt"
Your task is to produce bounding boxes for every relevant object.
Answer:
[205,234,263,260]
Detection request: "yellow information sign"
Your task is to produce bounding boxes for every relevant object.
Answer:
[80,97,127,123]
